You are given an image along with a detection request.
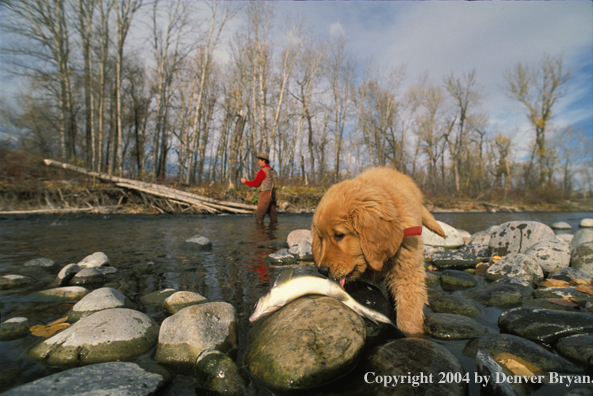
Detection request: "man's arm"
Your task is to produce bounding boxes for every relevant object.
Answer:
[243,169,266,187]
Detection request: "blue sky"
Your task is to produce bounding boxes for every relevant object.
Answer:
[267,1,593,156]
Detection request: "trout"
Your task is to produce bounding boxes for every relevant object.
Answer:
[249,268,399,329]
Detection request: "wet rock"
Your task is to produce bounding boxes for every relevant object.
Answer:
[77,252,110,268]
[485,253,544,284]
[555,334,593,366]
[488,221,556,257]
[524,240,571,273]
[289,240,314,261]
[68,287,134,322]
[194,350,248,396]
[2,362,169,396]
[429,294,482,317]
[571,241,593,276]
[265,248,296,265]
[69,266,119,285]
[552,221,572,230]
[0,370,20,392]
[287,229,312,247]
[245,296,365,390]
[490,277,534,298]
[135,261,157,274]
[155,302,237,373]
[422,221,465,248]
[522,298,581,312]
[424,245,445,262]
[363,338,468,396]
[53,264,80,286]
[474,285,523,308]
[424,312,488,340]
[580,218,593,228]
[463,333,582,373]
[18,258,59,278]
[440,269,478,290]
[498,307,593,343]
[431,250,483,270]
[533,287,590,306]
[163,291,208,314]
[140,288,177,305]
[28,308,158,368]
[571,229,593,253]
[28,286,89,302]
[182,235,212,251]
[1,317,35,341]
[0,274,36,290]
[426,271,440,288]
[563,385,593,396]
[549,267,592,282]
[475,348,528,396]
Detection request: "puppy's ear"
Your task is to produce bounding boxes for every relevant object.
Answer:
[351,202,403,271]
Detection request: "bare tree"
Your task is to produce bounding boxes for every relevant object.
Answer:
[505,53,571,185]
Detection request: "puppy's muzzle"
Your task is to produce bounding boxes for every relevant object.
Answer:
[317,265,331,277]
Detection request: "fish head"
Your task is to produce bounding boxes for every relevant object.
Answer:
[249,292,282,322]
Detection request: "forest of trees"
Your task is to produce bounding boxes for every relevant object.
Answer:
[1,1,591,201]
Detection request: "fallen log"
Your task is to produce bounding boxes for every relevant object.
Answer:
[43,159,256,214]
[0,206,120,215]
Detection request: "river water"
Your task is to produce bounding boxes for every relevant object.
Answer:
[0,211,591,394]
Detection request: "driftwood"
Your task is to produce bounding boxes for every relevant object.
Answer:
[43,159,256,214]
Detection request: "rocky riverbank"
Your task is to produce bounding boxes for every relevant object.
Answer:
[1,218,593,395]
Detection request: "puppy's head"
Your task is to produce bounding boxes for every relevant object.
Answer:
[311,180,403,286]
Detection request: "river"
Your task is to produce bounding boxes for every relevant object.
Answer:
[0,211,591,394]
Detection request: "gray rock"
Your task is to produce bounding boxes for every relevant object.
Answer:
[423,245,445,262]
[490,277,534,298]
[163,291,208,314]
[475,348,526,396]
[549,267,592,282]
[1,317,35,341]
[423,312,488,340]
[287,229,313,247]
[182,235,212,250]
[422,221,465,248]
[27,308,159,368]
[485,253,544,284]
[77,252,110,268]
[533,287,590,306]
[194,350,248,396]
[431,249,483,270]
[488,221,556,257]
[580,218,593,228]
[426,271,440,288]
[429,294,482,317]
[140,288,177,305]
[552,221,572,230]
[68,287,134,322]
[364,338,468,396]
[498,307,593,343]
[468,230,494,249]
[19,258,59,277]
[265,248,296,265]
[54,264,80,286]
[245,296,365,390]
[28,286,89,302]
[69,266,119,285]
[2,362,169,396]
[474,284,523,308]
[440,269,478,290]
[555,334,593,366]
[457,229,472,240]
[155,302,237,373]
[571,229,593,253]
[571,241,593,276]
[289,240,313,261]
[557,233,574,244]
[522,298,581,312]
[0,274,36,290]
[463,333,582,373]
[525,240,571,273]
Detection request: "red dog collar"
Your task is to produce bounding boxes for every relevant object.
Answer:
[403,226,423,237]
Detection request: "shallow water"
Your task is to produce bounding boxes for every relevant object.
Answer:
[0,211,591,394]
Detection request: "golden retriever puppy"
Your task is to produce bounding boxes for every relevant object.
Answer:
[311,167,445,336]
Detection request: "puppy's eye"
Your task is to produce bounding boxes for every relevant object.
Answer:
[334,232,344,242]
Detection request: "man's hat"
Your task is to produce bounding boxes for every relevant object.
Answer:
[257,152,270,161]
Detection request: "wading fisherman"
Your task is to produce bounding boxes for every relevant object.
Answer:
[241,153,279,224]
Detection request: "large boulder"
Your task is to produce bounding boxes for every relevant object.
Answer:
[27,308,158,368]
[155,302,237,373]
[68,287,134,321]
[286,229,313,248]
[245,296,365,390]
[570,229,593,253]
[524,240,571,273]
[485,253,544,284]
[422,221,465,248]
[571,241,593,276]
[77,252,110,269]
[488,221,556,257]
[2,362,169,396]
